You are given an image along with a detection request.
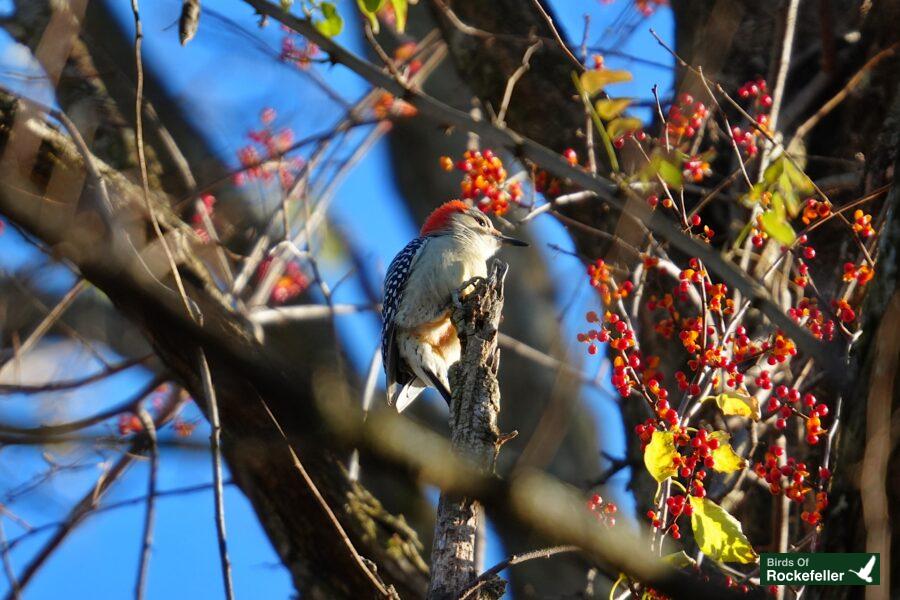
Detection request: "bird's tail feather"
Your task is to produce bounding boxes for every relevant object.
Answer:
[422,370,453,407]
[394,380,426,412]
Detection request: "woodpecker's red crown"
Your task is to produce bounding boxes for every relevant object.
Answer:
[420,200,471,236]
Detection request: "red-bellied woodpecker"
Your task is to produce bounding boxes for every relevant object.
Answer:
[382,200,527,411]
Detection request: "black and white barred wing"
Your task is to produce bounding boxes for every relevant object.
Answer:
[381,237,427,407]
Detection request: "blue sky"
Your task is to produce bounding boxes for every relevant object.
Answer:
[0,1,673,597]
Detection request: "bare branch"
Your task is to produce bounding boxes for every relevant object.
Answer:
[199,349,235,600]
[135,406,159,600]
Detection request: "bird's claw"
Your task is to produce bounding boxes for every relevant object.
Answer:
[457,275,487,299]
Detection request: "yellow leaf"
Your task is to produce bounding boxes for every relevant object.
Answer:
[607,117,643,140]
[689,496,758,564]
[580,69,632,96]
[705,392,760,421]
[595,98,632,120]
[708,432,746,473]
[760,210,796,245]
[643,430,680,482]
[390,0,407,32]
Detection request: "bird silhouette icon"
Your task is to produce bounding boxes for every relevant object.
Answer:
[847,555,876,583]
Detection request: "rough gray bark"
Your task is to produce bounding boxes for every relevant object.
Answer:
[427,262,507,600]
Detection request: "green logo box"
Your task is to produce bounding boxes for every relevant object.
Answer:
[760,553,880,586]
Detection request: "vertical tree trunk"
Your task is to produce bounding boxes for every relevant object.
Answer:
[427,262,507,600]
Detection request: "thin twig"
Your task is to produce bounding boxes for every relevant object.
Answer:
[250,303,379,324]
[756,0,801,178]
[792,42,899,141]
[0,279,85,368]
[130,0,197,323]
[459,545,579,600]
[0,377,163,437]
[257,399,391,597]
[6,480,235,553]
[529,0,583,71]
[496,39,542,126]
[0,356,151,394]
[363,23,407,87]
[0,519,19,600]
[134,406,159,600]
[198,349,235,600]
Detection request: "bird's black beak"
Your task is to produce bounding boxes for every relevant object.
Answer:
[499,234,529,247]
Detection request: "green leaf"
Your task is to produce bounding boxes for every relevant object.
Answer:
[689,497,757,564]
[390,0,408,32]
[580,69,632,96]
[762,157,784,187]
[708,432,746,473]
[741,182,765,208]
[657,159,683,188]
[356,0,381,32]
[704,391,760,421]
[781,158,814,194]
[595,98,631,120]
[733,218,754,248]
[763,157,811,218]
[643,430,680,482]
[315,2,344,37]
[280,0,293,9]
[770,190,786,219]
[607,117,643,140]
[760,210,796,245]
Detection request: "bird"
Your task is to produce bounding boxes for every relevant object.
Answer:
[381,200,527,412]
[848,555,876,583]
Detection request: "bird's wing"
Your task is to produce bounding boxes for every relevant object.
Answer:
[861,555,876,576]
[382,237,428,405]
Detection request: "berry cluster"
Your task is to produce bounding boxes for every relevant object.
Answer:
[612,128,647,149]
[587,258,633,305]
[731,78,773,156]
[373,92,417,120]
[279,26,319,70]
[440,149,523,215]
[766,387,829,444]
[843,262,874,286]
[682,155,712,183]
[257,257,309,305]
[832,299,856,323]
[802,198,832,224]
[235,108,303,189]
[173,419,197,438]
[851,209,875,238]
[191,193,216,242]
[118,413,144,436]
[752,446,827,524]
[393,42,423,77]
[666,93,708,141]
[587,494,618,527]
[789,299,837,340]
